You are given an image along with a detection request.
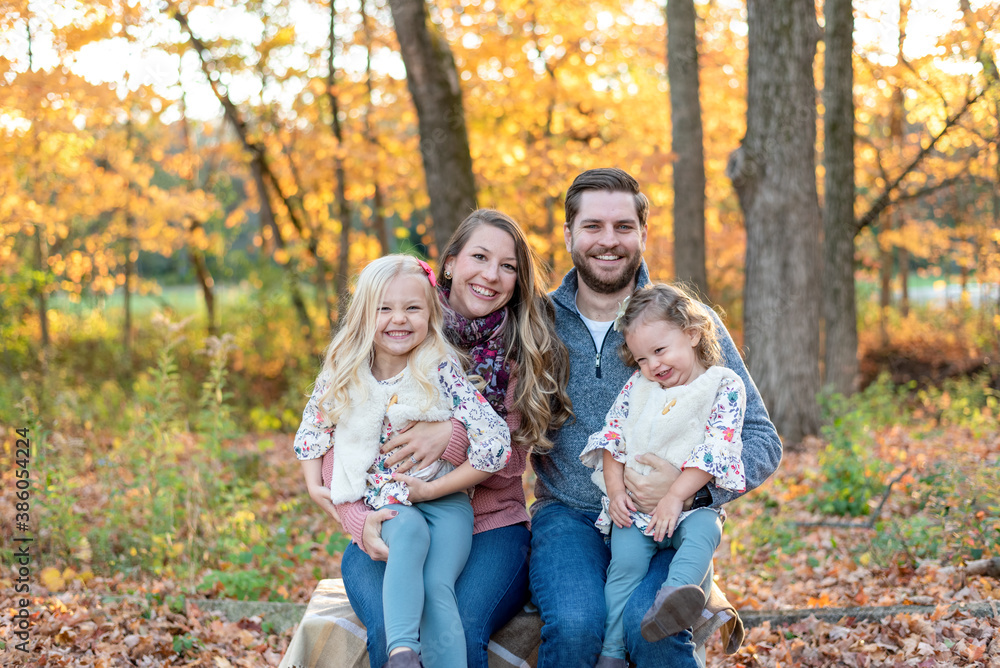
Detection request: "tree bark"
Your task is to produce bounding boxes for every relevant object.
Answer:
[33,229,49,351]
[361,0,390,256]
[387,0,477,254]
[179,92,218,336]
[124,207,135,366]
[249,153,313,339]
[27,20,50,358]
[328,0,353,326]
[899,246,910,316]
[123,117,135,367]
[875,212,891,345]
[667,0,708,297]
[726,0,821,444]
[188,219,217,336]
[821,0,858,395]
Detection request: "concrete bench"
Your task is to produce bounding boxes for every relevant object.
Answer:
[278,579,743,668]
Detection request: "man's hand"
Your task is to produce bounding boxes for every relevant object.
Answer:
[624,453,682,514]
[361,508,398,561]
[607,490,635,529]
[382,420,453,474]
[647,493,684,543]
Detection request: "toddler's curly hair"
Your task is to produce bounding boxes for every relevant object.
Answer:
[617,283,721,369]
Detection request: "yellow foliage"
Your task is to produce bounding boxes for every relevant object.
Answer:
[39,566,65,592]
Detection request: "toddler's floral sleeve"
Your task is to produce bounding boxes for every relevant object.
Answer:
[579,372,639,470]
[292,372,336,460]
[439,358,511,473]
[683,374,747,492]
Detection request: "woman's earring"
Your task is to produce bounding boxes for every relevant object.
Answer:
[443,269,453,280]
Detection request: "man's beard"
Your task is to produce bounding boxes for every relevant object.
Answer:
[571,245,643,294]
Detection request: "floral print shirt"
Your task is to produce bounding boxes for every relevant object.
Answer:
[292,358,511,509]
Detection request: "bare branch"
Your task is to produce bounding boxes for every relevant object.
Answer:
[854,90,987,235]
[797,468,910,530]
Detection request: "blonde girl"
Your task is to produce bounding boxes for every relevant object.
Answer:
[579,284,747,668]
[293,255,511,668]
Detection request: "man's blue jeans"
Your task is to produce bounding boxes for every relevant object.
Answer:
[342,522,530,668]
[529,501,707,668]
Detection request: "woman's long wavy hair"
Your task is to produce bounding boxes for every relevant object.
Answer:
[317,255,458,424]
[439,209,573,452]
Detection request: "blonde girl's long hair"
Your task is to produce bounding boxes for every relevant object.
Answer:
[317,254,458,424]
[439,210,573,453]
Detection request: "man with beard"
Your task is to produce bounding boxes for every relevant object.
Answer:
[528,168,782,667]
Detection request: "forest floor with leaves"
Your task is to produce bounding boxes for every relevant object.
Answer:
[3,414,999,666]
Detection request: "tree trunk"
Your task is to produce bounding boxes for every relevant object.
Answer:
[33,229,50,351]
[821,0,858,395]
[179,91,218,336]
[667,0,708,297]
[124,208,135,366]
[877,210,894,346]
[387,0,477,254]
[726,0,821,444]
[899,246,910,316]
[27,13,49,360]
[361,0,390,256]
[248,154,313,339]
[124,115,135,367]
[329,0,352,326]
[188,219,217,336]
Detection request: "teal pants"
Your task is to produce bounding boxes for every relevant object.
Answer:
[380,492,474,667]
[601,508,722,659]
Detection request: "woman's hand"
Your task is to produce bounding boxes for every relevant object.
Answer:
[361,508,398,562]
[607,490,635,529]
[392,473,436,504]
[624,453,683,514]
[647,493,684,543]
[382,420,453,474]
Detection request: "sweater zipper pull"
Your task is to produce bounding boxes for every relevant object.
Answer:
[595,351,602,378]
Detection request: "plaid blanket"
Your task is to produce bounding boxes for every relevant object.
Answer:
[279,579,744,668]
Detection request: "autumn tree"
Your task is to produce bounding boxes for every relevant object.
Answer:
[851,0,995,349]
[727,0,822,443]
[169,3,318,336]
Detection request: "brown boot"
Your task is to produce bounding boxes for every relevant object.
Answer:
[640,584,706,642]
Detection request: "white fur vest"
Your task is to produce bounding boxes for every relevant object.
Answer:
[591,365,740,493]
[328,365,453,504]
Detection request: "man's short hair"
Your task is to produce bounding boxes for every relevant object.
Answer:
[564,167,649,229]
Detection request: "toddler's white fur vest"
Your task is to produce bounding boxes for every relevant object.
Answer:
[328,365,452,504]
[592,365,740,493]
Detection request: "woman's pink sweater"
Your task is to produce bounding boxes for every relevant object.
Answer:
[322,378,529,552]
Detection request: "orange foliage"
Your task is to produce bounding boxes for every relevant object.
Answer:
[2,0,999,342]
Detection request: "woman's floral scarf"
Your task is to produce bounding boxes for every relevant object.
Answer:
[438,288,510,418]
